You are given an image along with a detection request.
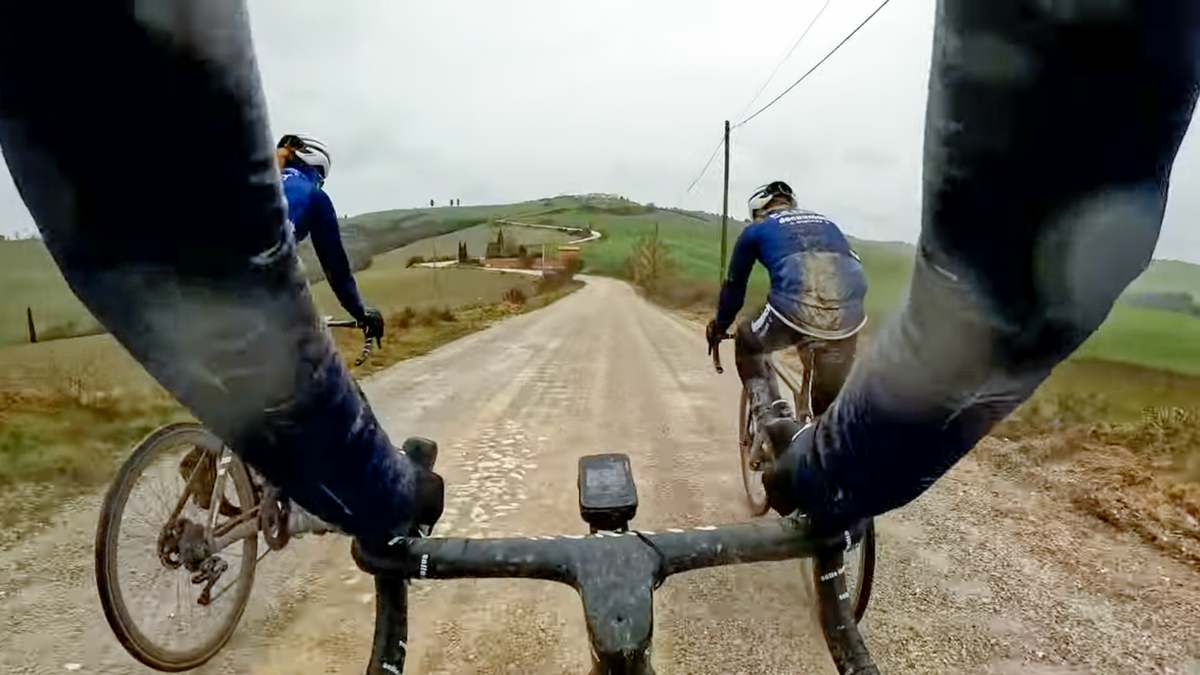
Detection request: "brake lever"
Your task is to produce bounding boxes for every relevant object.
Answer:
[709,333,733,374]
[354,335,373,366]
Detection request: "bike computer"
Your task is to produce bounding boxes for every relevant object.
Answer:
[577,453,638,532]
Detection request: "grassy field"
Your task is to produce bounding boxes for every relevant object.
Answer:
[0,239,103,346]
[1025,358,1200,422]
[312,263,544,320]
[1073,303,1200,378]
[379,222,569,265]
[0,199,571,347]
[1125,258,1200,298]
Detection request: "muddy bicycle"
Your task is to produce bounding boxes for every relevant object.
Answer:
[710,332,877,624]
[354,441,882,674]
[94,319,375,672]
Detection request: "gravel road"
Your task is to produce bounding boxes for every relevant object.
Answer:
[1,276,1198,674]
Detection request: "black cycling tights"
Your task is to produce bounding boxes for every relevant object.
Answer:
[795,0,1200,525]
[0,3,421,542]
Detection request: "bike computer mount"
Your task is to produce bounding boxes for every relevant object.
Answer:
[577,453,638,533]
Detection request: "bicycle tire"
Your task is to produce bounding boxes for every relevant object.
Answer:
[800,518,877,625]
[96,422,258,672]
[851,519,877,624]
[738,389,770,516]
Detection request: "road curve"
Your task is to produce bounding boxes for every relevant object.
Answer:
[1,276,1199,674]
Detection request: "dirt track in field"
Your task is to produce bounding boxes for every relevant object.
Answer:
[1,276,1199,674]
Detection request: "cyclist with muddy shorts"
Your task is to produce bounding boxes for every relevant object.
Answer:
[707,180,867,429]
[0,0,1196,564]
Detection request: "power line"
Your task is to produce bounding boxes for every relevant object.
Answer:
[735,0,896,129]
[732,0,833,126]
[684,133,726,194]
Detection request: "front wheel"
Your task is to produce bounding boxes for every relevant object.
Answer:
[96,422,259,671]
[738,389,770,516]
[801,519,877,625]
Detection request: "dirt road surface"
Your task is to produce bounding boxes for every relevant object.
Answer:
[2,277,1199,674]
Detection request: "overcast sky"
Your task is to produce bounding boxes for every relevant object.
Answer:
[3,0,1200,261]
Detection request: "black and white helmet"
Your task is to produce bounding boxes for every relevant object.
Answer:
[278,133,332,180]
[747,180,795,218]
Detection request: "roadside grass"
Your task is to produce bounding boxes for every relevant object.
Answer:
[681,302,1200,566]
[983,358,1200,565]
[332,278,585,378]
[0,266,582,543]
[0,343,187,544]
[310,264,548,320]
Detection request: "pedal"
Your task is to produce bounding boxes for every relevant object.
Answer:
[260,488,292,551]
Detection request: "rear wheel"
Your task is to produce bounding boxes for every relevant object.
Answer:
[738,389,770,516]
[96,422,258,671]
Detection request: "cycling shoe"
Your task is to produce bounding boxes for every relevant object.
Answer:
[260,484,291,550]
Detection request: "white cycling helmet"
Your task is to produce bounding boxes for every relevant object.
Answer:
[278,133,332,180]
[747,180,795,218]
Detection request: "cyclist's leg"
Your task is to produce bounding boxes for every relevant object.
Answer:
[793,339,817,421]
[735,306,800,415]
[808,335,858,418]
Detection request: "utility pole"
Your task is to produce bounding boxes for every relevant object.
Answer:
[719,120,731,283]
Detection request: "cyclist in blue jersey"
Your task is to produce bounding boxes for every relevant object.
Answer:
[275,133,384,342]
[708,181,867,428]
[0,1,1196,557]
[178,133,385,533]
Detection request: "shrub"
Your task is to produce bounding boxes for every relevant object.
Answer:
[503,287,528,306]
[623,224,676,295]
[417,306,456,325]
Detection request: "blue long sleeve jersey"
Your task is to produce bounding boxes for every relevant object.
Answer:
[715,209,867,340]
[281,164,366,321]
[0,0,1196,537]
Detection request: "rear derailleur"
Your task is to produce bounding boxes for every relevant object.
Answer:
[157,517,228,606]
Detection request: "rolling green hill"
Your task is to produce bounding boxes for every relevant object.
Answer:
[542,199,916,327]
[1125,258,1200,298]
[8,193,1200,378]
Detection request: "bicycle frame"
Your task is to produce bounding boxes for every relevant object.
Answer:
[769,351,813,421]
[354,518,880,675]
[710,333,815,422]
